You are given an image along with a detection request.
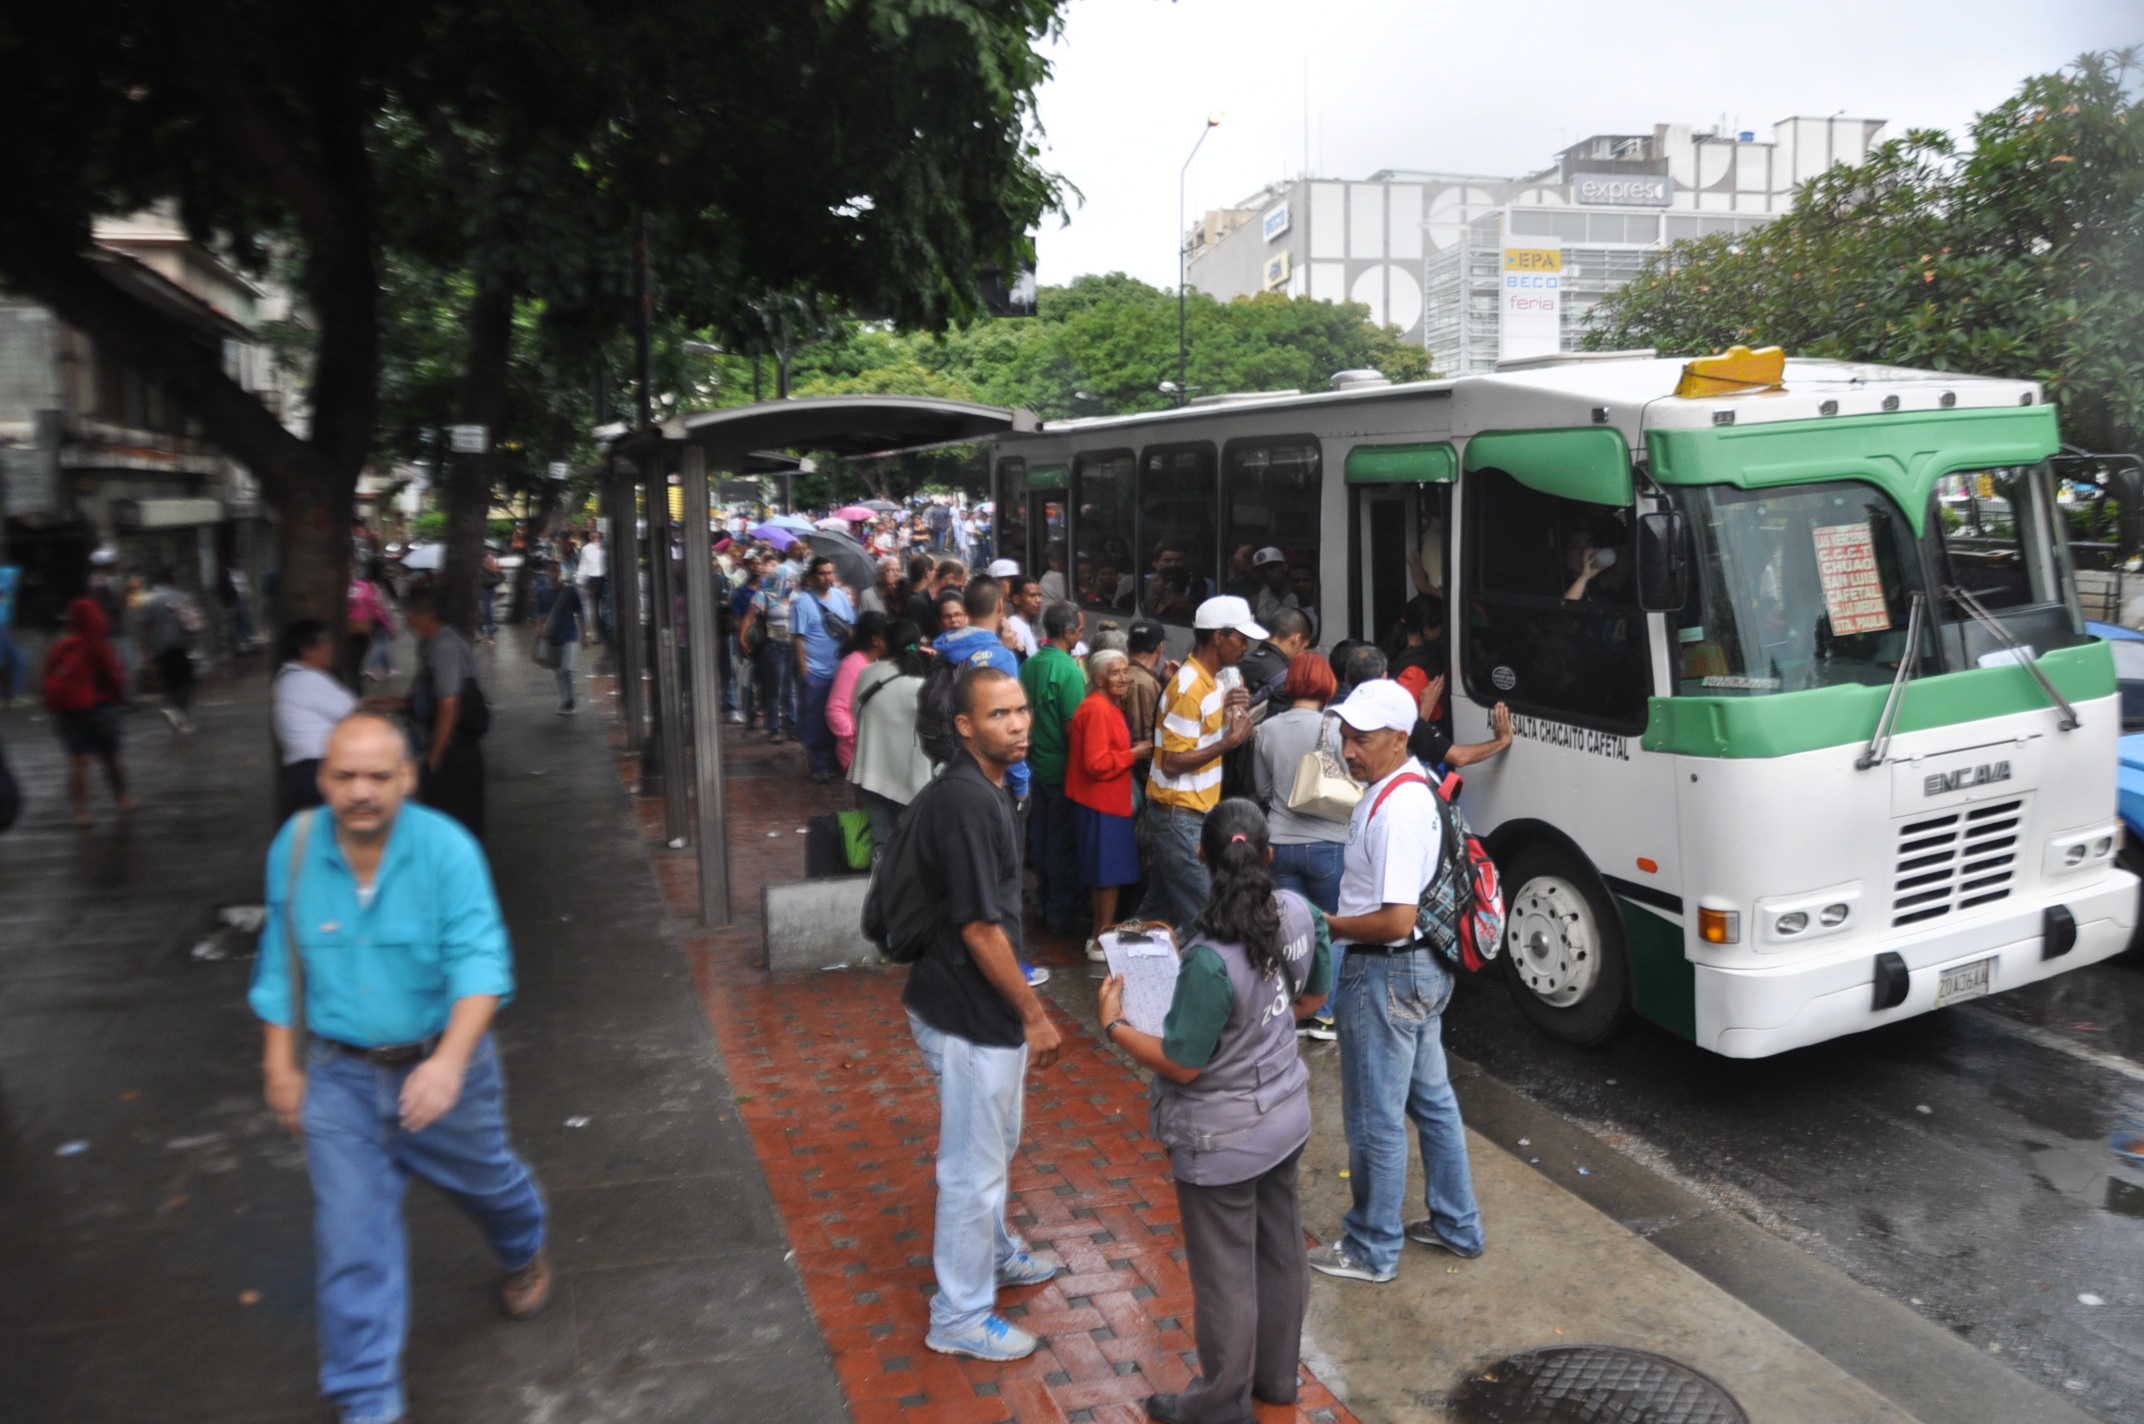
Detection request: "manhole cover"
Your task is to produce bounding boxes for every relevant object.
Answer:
[1450,1346,1748,1424]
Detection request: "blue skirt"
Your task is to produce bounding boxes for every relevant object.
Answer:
[1074,802,1141,888]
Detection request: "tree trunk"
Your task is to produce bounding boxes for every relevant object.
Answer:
[438,279,514,635]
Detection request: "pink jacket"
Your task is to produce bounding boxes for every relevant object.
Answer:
[826,651,870,769]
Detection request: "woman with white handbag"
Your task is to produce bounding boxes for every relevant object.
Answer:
[1247,654,1356,1039]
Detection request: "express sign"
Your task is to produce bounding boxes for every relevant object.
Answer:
[1572,173,1673,208]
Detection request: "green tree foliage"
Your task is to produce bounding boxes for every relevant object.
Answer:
[794,272,1433,420]
[1584,51,2144,454]
[0,0,1068,623]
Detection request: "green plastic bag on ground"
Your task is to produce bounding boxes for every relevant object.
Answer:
[838,809,873,871]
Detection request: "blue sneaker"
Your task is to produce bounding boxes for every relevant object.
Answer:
[925,1313,1039,1361]
[1022,961,1050,987]
[996,1250,1059,1287]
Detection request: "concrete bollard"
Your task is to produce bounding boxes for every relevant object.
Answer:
[762,875,879,972]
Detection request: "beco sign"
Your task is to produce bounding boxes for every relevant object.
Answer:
[1499,248,1562,362]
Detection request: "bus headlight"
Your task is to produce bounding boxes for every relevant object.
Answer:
[1752,883,1863,952]
[1698,906,1741,944]
[2045,825,2120,880]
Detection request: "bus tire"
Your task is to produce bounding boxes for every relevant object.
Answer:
[1497,844,1631,1047]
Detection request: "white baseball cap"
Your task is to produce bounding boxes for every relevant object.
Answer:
[986,558,1020,577]
[1333,678,1419,734]
[1252,546,1286,567]
[1192,594,1268,641]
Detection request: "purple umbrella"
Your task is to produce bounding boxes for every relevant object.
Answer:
[749,524,799,550]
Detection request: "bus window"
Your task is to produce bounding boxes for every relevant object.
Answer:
[1073,449,1138,614]
[1677,481,1937,695]
[996,458,1029,576]
[1935,466,2072,612]
[1223,438,1322,636]
[1139,443,1218,623]
[1464,467,1651,730]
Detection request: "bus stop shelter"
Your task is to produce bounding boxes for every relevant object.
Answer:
[605,396,1039,926]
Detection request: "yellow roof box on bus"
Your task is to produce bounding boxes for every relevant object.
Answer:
[1673,345,1787,399]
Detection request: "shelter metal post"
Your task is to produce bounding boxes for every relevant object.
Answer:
[679,445,731,924]
[647,457,691,843]
[609,464,647,748]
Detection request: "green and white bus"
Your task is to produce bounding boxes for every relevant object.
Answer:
[988,353,2136,1057]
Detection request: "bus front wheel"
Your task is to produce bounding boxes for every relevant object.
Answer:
[1497,847,1631,1047]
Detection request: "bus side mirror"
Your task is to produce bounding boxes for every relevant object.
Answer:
[1636,510,1689,611]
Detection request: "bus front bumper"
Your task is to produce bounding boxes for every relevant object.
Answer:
[1697,870,2138,1058]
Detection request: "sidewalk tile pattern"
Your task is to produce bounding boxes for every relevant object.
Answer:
[601,688,1357,1424]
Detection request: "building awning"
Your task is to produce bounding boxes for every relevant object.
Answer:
[111,497,227,530]
[610,396,1039,469]
[1463,428,1634,507]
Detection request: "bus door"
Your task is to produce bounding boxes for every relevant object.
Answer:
[1345,441,1456,645]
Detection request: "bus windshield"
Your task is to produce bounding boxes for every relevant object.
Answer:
[1675,481,1937,697]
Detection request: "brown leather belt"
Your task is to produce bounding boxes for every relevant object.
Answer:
[324,1036,439,1067]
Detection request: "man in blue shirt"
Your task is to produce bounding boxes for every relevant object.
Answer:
[791,554,856,782]
[252,712,547,1424]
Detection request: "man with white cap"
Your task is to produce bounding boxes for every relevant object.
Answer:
[986,557,1021,580]
[1248,546,1299,626]
[1141,595,1262,932]
[1307,678,1483,1284]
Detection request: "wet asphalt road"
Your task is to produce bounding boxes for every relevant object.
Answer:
[1442,954,2144,1424]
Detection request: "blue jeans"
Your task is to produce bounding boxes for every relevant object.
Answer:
[304,1034,546,1424]
[1030,778,1081,928]
[1270,839,1343,915]
[1334,948,1481,1274]
[801,673,837,774]
[479,588,497,636]
[906,1010,1030,1334]
[753,643,797,733]
[1138,804,1209,936]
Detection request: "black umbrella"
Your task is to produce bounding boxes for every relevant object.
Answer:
[804,529,879,600]
[860,499,901,514]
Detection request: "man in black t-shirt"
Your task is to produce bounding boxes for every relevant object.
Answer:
[903,664,1064,1363]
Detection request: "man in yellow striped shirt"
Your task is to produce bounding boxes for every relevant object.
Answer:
[1141,595,1263,931]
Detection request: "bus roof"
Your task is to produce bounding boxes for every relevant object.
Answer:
[1024,355,2043,442]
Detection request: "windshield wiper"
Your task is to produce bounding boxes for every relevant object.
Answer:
[1856,592,1924,770]
[1945,584,2081,731]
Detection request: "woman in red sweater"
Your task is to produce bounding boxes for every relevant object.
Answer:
[1066,648,1154,954]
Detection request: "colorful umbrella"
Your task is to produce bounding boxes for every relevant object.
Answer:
[833,505,875,522]
[766,513,817,532]
[748,524,799,550]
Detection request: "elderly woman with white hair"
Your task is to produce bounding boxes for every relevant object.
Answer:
[1066,646,1154,955]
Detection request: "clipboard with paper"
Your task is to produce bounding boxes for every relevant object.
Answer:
[1100,922,1183,1037]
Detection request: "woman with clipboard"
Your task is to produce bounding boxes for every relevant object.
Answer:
[1097,799,1332,1424]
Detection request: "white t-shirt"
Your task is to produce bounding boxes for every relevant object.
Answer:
[1006,614,1039,659]
[577,541,608,580]
[1338,757,1441,945]
[273,663,358,764]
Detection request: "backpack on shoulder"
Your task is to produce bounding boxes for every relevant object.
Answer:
[914,657,964,766]
[1365,769,1505,973]
[860,791,946,964]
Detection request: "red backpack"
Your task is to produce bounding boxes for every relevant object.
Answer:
[1365,770,1506,972]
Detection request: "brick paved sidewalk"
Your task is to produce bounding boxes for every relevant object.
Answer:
[606,690,1359,1424]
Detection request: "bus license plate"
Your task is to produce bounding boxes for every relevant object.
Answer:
[1936,957,1994,1007]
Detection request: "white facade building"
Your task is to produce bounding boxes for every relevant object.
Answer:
[1186,116,1887,375]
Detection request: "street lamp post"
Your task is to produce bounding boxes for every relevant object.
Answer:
[1178,110,1223,409]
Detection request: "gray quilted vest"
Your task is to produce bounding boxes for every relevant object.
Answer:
[1149,891,1317,1186]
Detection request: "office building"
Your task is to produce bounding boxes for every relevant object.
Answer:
[1186,116,1887,374]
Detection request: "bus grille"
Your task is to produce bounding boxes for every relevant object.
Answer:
[1890,798,2026,928]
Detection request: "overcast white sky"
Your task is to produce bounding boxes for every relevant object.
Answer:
[1030,0,2139,288]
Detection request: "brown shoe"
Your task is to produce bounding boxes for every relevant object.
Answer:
[501,1250,551,1318]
